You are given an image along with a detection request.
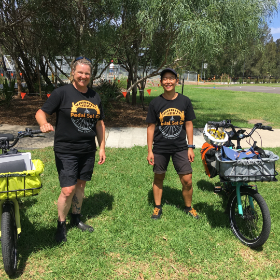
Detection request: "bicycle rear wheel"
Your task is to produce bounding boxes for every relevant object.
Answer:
[1,203,17,276]
[228,187,271,248]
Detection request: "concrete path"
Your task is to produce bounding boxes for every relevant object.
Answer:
[0,124,279,150]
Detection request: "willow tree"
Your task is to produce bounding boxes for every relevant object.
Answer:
[120,0,278,104]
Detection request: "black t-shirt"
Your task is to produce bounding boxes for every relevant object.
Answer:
[146,93,196,153]
[41,84,104,154]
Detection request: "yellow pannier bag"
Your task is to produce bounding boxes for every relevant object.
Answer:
[0,159,44,200]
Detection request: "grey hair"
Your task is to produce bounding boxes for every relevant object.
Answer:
[69,58,92,82]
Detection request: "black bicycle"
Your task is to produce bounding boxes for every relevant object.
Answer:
[202,120,278,248]
[0,128,44,276]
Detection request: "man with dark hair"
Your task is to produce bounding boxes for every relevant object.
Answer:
[146,68,200,219]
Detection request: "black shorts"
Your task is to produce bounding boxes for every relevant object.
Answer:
[55,152,96,188]
[153,150,192,175]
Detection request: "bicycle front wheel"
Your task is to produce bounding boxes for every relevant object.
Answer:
[228,187,271,248]
[1,204,17,276]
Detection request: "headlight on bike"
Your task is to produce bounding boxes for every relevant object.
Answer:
[203,123,228,146]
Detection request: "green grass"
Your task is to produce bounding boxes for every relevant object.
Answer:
[1,147,280,279]
[139,85,280,128]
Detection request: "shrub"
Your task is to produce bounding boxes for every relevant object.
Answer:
[94,80,122,116]
[118,77,127,89]
[0,74,5,84]
[0,79,16,107]
[33,78,55,93]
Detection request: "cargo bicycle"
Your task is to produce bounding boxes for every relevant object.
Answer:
[201,120,279,248]
[0,128,44,276]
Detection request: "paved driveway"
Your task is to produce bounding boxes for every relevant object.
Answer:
[202,86,280,94]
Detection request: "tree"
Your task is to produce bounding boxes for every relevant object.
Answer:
[119,0,278,101]
[0,0,278,96]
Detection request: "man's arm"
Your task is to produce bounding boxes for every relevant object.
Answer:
[185,121,195,162]
[147,123,156,165]
[96,120,106,165]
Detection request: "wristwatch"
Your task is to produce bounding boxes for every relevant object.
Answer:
[188,145,195,149]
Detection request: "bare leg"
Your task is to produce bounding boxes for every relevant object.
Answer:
[71,179,86,214]
[70,179,93,231]
[57,185,76,222]
[153,173,165,205]
[179,174,193,207]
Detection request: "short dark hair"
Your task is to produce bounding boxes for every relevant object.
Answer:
[160,68,177,80]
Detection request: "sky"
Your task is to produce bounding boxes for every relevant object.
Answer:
[268,3,280,41]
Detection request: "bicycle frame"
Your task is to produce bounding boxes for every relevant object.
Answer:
[232,182,255,216]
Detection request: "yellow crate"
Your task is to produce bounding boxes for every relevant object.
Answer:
[0,159,44,200]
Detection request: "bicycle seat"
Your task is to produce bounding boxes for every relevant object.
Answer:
[0,134,14,141]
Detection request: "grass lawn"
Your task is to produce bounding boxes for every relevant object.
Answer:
[0,146,280,279]
[140,84,280,128]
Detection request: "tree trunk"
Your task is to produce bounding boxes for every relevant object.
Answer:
[132,67,137,106]
[39,58,53,88]
[19,53,36,93]
[126,69,132,103]
[0,56,8,80]
[14,59,22,97]
[36,61,41,97]
[55,65,57,88]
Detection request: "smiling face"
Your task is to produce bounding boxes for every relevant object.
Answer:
[160,71,178,94]
[72,64,91,92]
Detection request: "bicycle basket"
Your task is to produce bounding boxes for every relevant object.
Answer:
[216,150,279,182]
[203,123,228,146]
[0,159,44,200]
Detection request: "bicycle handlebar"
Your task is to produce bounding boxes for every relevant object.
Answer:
[0,134,14,141]
[207,120,273,149]
[261,125,272,131]
[207,120,273,132]
[207,120,230,128]
[0,128,43,151]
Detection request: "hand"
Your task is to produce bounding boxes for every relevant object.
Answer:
[188,148,195,163]
[98,148,106,165]
[40,123,54,133]
[147,151,154,165]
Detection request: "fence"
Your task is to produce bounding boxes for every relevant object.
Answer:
[0,56,198,84]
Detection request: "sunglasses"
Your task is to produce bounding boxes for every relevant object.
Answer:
[74,56,91,63]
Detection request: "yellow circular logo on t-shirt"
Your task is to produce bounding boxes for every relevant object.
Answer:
[70,100,100,133]
[159,108,184,139]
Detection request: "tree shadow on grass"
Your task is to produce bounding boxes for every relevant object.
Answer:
[196,179,217,192]
[197,180,228,227]
[195,202,229,228]
[80,191,114,219]
[11,191,113,278]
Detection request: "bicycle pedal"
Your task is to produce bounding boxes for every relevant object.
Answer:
[214,186,222,193]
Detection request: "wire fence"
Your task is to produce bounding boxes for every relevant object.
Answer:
[0,55,198,84]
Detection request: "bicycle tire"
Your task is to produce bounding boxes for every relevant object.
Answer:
[228,187,271,248]
[1,203,17,276]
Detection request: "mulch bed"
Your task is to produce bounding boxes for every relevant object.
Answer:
[0,95,147,127]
